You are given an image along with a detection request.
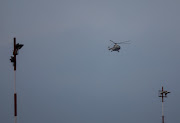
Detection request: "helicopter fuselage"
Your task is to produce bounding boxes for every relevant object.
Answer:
[109,44,121,52]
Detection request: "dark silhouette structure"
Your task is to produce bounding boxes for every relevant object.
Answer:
[10,37,24,123]
[158,86,170,123]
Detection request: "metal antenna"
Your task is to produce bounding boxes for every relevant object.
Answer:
[10,37,24,123]
[158,86,171,123]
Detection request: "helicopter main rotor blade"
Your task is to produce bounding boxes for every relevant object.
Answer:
[117,40,131,44]
[110,40,116,44]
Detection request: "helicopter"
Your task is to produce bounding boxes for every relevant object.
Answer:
[108,40,130,52]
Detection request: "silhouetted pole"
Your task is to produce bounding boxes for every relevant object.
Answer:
[158,86,170,123]
[14,38,17,123]
[10,37,24,123]
[162,86,164,123]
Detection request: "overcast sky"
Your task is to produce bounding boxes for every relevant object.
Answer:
[1,0,180,123]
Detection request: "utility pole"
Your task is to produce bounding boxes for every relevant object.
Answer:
[158,86,170,123]
[10,37,24,123]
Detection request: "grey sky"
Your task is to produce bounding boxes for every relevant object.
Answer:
[1,0,180,123]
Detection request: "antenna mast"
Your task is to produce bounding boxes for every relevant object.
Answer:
[10,37,24,123]
[158,86,170,123]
